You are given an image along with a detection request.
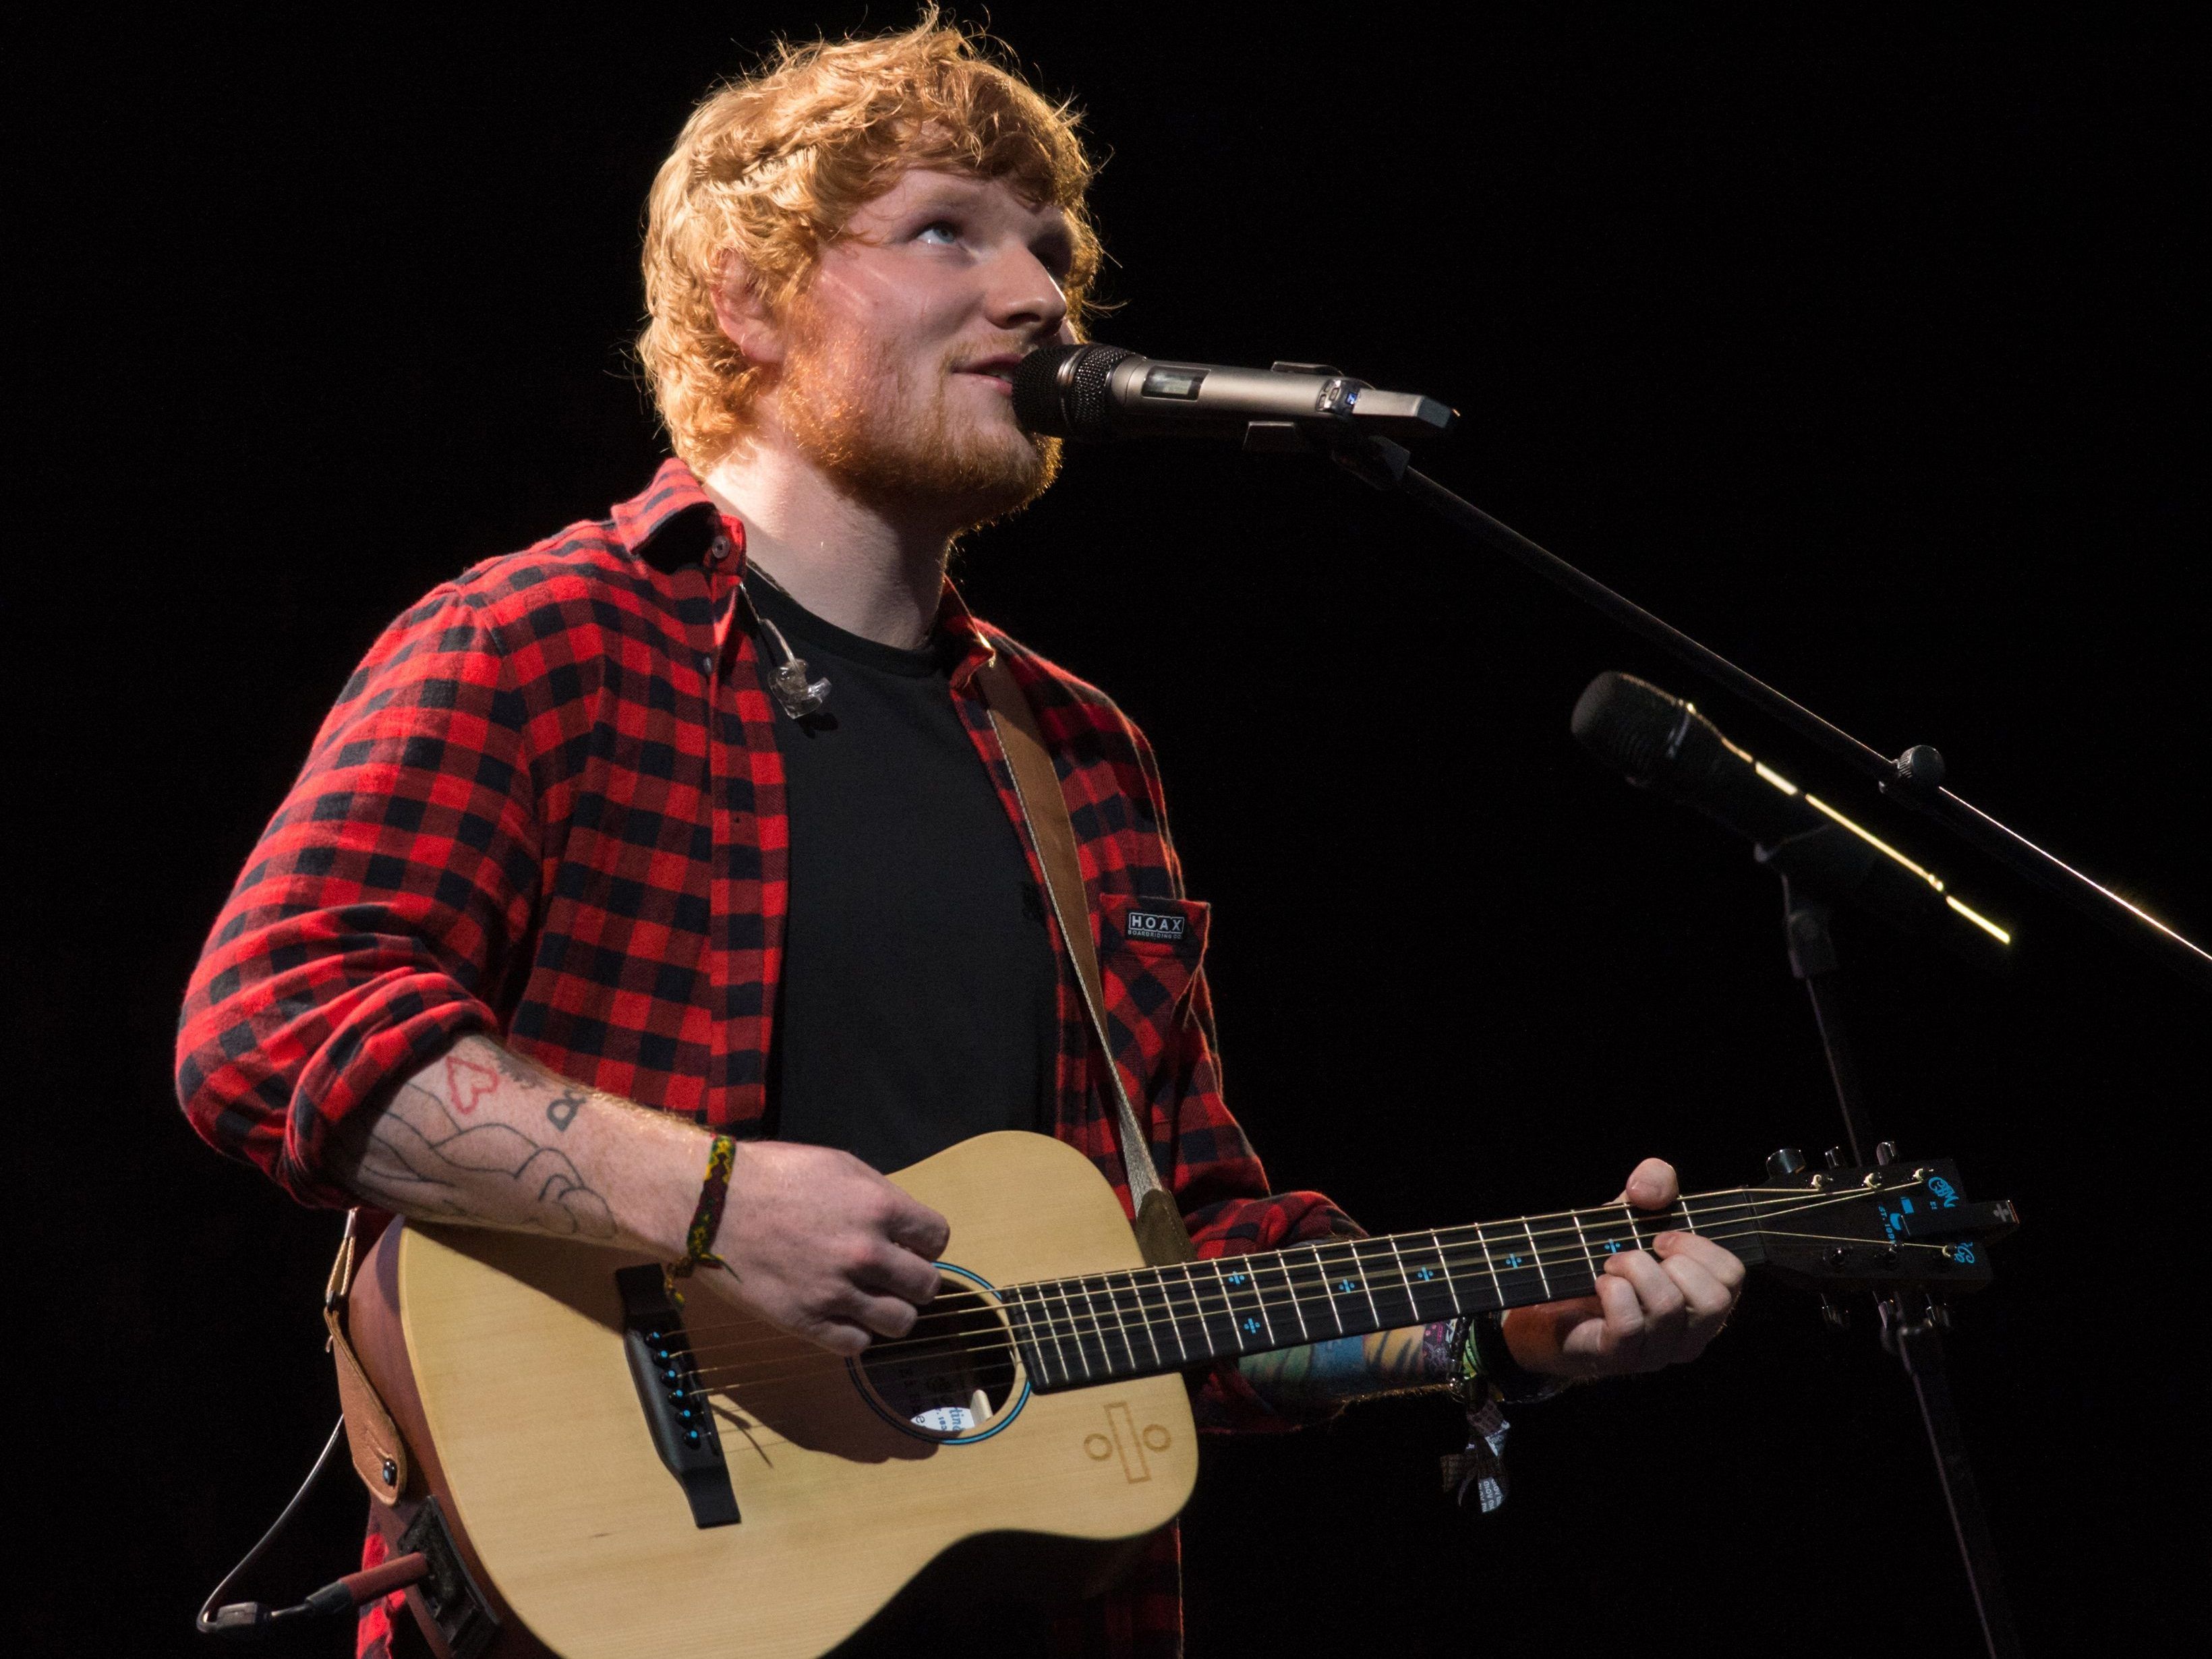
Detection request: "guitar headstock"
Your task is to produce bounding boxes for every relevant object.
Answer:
[1745,1155,2018,1292]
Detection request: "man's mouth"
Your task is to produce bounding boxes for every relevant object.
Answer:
[954,353,1026,394]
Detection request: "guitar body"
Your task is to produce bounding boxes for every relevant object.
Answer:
[350,1132,1196,1659]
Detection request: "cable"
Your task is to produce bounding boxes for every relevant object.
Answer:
[196,1416,428,1638]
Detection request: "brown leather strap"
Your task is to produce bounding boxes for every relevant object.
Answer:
[978,658,1194,1265]
[326,1209,411,1503]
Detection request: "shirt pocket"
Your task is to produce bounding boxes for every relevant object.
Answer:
[1093,894,1212,1097]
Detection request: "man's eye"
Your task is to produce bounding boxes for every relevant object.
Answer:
[916,221,960,246]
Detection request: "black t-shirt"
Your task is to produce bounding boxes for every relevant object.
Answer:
[747,575,1058,1175]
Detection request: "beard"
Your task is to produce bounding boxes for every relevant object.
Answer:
[773,305,1062,529]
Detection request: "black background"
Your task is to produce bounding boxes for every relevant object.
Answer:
[15,8,2207,1655]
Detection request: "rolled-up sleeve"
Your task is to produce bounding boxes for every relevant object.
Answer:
[175,587,540,1207]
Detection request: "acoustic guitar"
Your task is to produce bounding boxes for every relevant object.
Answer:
[346,1129,2016,1658]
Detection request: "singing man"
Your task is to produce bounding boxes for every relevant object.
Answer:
[176,18,1743,1657]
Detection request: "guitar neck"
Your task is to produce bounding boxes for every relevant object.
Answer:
[1001,1188,1770,1393]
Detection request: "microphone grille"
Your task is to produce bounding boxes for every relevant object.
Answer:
[1571,671,1685,785]
[1011,343,1131,437]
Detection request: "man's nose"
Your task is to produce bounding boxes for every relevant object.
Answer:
[983,245,1068,339]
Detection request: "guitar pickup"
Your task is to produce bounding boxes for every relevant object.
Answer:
[1896,1198,2020,1242]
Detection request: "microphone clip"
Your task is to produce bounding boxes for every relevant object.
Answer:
[1243,363,1410,490]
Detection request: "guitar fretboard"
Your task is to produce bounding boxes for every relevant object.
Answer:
[998,1189,1771,1391]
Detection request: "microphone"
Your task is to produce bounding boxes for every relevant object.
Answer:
[1010,343,1456,444]
[1570,671,2012,970]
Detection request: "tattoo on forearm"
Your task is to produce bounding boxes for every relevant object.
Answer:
[1238,1321,1459,1410]
[545,1088,585,1132]
[345,1080,616,1241]
[442,1048,504,1115]
[486,1044,546,1088]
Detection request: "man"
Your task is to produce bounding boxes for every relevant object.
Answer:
[177,19,1743,1657]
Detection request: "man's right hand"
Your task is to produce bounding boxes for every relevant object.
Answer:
[705,1140,951,1356]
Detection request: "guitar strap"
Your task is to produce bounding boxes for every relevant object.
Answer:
[325,1208,409,1505]
[976,656,1196,1268]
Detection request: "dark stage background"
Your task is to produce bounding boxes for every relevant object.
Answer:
[15,10,2207,1654]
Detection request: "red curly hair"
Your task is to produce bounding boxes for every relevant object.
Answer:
[638,12,1102,470]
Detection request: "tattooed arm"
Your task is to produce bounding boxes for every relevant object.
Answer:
[327,1036,951,1356]
[1232,1324,1457,1414]
[1236,1159,1747,1410]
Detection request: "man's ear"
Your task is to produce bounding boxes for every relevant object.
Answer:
[709,252,784,367]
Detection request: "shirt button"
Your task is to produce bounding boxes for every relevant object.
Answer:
[707,539,730,562]
[698,653,715,676]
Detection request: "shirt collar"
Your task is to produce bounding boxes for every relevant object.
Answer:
[610,457,724,573]
[617,457,997,684]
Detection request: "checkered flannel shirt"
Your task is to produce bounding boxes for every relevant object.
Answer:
[177,459,1358,1659]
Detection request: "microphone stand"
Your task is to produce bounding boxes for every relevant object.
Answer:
[1310,431,2211,992]
[1777,877,2022,1659]
[1292,428,2071,1653]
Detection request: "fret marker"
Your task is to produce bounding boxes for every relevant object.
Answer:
[1603,1240,1622,1254]
[1338,1278,1355,1293]
[1242,1316,1260,1335]
[1227,1272,1247,1285]
[1505,1253,1522,1269]
[1416,1267,1434,1281]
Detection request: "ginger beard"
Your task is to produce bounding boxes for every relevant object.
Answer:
[772,287,1063,529]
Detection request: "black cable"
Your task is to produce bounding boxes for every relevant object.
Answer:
[196,1415,349,1637]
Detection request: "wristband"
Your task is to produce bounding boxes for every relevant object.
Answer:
[1445,1316,1492,1407]
[664,1134,736,1293]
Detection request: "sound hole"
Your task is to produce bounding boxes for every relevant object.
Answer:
[853,1271,1022,1440]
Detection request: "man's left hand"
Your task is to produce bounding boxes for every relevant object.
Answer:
[1502,1157,1746,1380]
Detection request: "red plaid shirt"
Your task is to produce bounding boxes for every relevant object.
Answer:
[177,459,1356,1658]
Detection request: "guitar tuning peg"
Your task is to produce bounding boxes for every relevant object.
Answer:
[1819,1296,1851,1331]
[1929,1302,1952,1331]
[1766,1147,1807,1178]
[1823,1147,1846,1170]
[1874,1140,1898,1167]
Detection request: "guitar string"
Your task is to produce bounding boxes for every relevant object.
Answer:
[666,1216,1958,1399]
[664,1182,1901,1355]
[672,1213,1944,1387]
[666,1196,1940,1385]
[667,1205,1961,1394]
[658,1219,1970,1415]
[670,1213,1781,1371]
[663,1182,1921,1365]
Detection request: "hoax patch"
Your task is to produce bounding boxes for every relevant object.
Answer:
[1122,909,1188,943]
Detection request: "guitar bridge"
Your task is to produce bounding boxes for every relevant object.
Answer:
[615,1266,740,1527]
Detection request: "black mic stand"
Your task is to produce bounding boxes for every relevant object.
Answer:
[1238,403,2200,1658]
[1286,422,2049,1653]
[1774,874,2022,1659]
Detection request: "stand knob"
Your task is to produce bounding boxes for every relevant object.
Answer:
[1892,744,1946,790]
[1767,1147,1807,1177]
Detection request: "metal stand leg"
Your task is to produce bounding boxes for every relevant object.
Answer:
[1882,1299,2023,1658]
[1779,877,2023,1659]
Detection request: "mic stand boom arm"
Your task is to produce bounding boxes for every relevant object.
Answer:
[1304,428,2209,991]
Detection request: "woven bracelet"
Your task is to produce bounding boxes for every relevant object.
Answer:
[664,1134,736,1291]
